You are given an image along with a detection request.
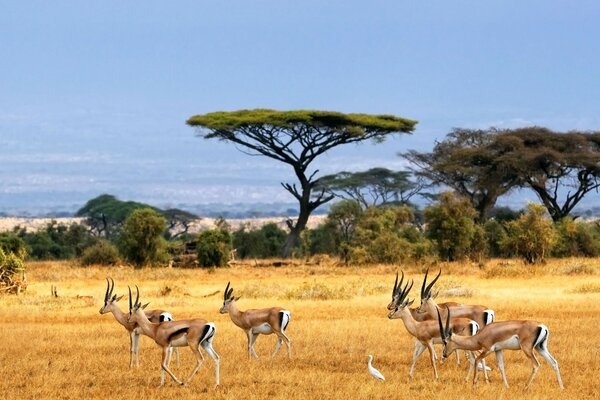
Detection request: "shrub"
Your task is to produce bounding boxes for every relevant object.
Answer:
[80,240,120,266]
[552,218,600,257]
[424,192,479,261]
[197,228,233,268]
[119,208,168,267]
[233,223,287,259]
[500,204,556,264]
[0,247,27,294]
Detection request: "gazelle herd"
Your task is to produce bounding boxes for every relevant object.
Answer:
[99,269,563,391]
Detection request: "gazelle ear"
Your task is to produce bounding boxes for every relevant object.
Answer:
[115,295,124,302]
[111,294,117,301]
[234,296,241,301]
[141,302,150,309]
[407,299,414,307]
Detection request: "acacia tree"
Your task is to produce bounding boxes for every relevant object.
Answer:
[404,128,519,222]
[316,167,425,209]
[187,109,416,257]
[494,127,600,221]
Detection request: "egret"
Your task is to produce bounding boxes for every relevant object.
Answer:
[367,355,385,381]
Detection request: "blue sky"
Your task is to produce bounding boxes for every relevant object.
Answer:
[1,1,599,214]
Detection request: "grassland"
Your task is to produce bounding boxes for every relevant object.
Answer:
[1,258,599,399]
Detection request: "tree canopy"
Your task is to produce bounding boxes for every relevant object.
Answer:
[187,109,416,257]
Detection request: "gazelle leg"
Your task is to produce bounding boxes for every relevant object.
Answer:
[161,346,173,386]
[134,331,140,368]
[161,347,183,386]
[473,349,493,386]
[522,345,541,389]
[185,344,205,384]
[278,331,292,358]
[201,338,221,386]
[248,331,259,359]
[465,351,475,382]
[536,346,564,389]
[174,347,180,367]
[129,331,135,368]
[409,341,427,378]
[426,341,439,380]
[495,350,508,388]
[272,337,283,359]
[455,349,461,365]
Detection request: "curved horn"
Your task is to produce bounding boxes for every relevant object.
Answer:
[224,282,230,301]
[436,307,445,340]
[420,268,429,298]
[424,269,441,298]
[128,286,132,311]
[392,271,398,296]
[135,285,140,307]
[399,279,414,304]
[104,278,110,302]
[444,305,451,337]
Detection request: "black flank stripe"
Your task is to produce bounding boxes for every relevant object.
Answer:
[534,326,543,347]
[201,324,214,343]
[168,327,189,342]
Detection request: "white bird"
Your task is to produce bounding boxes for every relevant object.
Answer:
[367,355,385,381]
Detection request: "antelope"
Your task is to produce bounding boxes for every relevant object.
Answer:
[417,269,495,328]
[219,282,291,359]
[388,272,482,379]
[387,271,462,364]
[128,286,221,387]
[99,277,179,368]
[437,307,564,389]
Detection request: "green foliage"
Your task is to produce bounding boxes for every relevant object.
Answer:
[0,246,26,293]
[197,228,233,268]
[347,205,433,265]
[76,194,157,239]
[424,192,479,261]
[233,223,287,259]
[483,219,508,257]
[119,208,168,267]
[15,221,96,260]
[551,218,600,257]
[0,232,27,259]
[500,204,556,264]
[80,240,120,266]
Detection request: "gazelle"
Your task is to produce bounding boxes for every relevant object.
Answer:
[417,269,495,328]
[437,307,564,389]
[219,282,291,359]
[128,286,221,387]
[99,277,179,368]
[388,272,482,379]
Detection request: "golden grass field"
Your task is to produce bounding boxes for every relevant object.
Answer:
[1,258,599,400]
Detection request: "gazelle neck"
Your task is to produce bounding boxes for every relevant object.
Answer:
[450,333,480,351]
[109,304,132,329]
[227,300,245,328]
[398,307,420,337]
[133,310,157,338]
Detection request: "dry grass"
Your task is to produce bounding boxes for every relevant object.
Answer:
[1,259,599,400]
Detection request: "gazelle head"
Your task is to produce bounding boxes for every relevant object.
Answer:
[416,268,441,313]
[387,271,414,319]
[219,281,240,314]
[126,286,150,324]
[437,306,455,359]
[99,277,124,314]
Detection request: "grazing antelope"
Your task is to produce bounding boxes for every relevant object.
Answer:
[219,282,291,359]
[387,271,463,364]
[417,269,495,328]
[437,307,564,389]
[388,272,482,379]
[99,277,179,368]
[128,286,221,387]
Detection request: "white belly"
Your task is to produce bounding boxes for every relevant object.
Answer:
[170,334,188,347]
[491,335,520,351]
[252,323,273,335]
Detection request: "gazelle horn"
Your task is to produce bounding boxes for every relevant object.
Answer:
[128,286,132,311]
[423,269,441,299]
[437,307,446,341]
[135,285,140,307]
[392,271,398,296]
[224,282,230,301]
[104,278,110,302]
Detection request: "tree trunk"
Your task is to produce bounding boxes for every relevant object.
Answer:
[282,193,311,258]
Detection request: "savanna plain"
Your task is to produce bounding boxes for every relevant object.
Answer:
[1,259,599,400]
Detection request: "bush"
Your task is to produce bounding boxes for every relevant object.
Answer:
[233,223,287,259]
[552,218,600,257]
[501,204,556,264]
[119,208,168,267]
[80,240,120,266]
[0,246,26,294]
[424,192,479,261]
[0,232,27,259]
[197,228,233,267]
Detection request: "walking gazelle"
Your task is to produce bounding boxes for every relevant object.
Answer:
[127,286,221,387]
[388,272,483,379]
[437,307,564,389]
[99,277,179,368]
[219,282,292,359]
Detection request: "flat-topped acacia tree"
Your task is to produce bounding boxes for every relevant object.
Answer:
[187,109,416,257]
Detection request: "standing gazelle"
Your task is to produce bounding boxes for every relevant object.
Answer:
[128,286,221,387]
[388,272,483,379]
[437,307,564,389]
[99,277,179,368]
[219,282,292,359]
[417,269,495,328]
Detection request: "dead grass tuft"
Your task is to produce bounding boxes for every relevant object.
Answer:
[570,283,600,294]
